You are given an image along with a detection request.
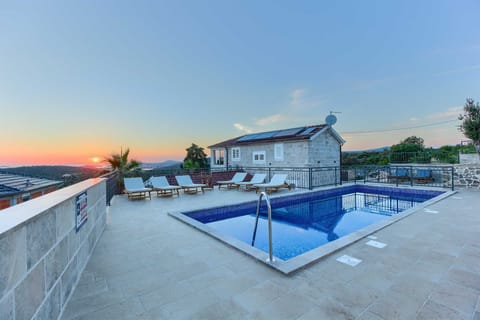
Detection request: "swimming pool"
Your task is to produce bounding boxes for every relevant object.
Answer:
[170,185,448,274]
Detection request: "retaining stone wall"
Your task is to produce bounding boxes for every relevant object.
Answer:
[454,165,480,189]
[0,178,106,320]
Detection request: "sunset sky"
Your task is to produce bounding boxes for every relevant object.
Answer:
[1,1,479,165]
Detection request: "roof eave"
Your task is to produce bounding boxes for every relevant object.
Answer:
[310,126,346,145]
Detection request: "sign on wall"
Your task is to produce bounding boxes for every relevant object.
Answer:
[75,191,88,232]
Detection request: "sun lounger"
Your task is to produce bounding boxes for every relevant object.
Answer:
[124,177,151,200]
[254,174,291,194]
[388,168,410,182]
[234,173,267,191]
[148,176,181,197]
[175,175,206,194]
[413,169,433,184]
[217,172,247,190]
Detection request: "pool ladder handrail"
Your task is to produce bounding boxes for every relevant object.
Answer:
[251,192,274,263]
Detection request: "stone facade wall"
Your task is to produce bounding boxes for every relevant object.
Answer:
[454,165,480,189]
[225,140,310,168]
[307,132,341,167]
[211,131,341,170]
[0,178,106,320]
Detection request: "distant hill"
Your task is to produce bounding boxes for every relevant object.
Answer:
[0,166,103,184]
[141,160,182,169]
[343,146,391,154]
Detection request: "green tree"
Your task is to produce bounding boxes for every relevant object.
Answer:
[401,136,424,147]
[184,143,208,168]
[459,98,480,153]
[183,159,200,169]
[391,136,425,153]
[390,136,426,163]
[105,148,141,178]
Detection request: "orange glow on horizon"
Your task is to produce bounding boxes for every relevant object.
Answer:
[0,146,186,166]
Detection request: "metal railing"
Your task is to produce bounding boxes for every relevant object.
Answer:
[100,170,119,206]
[390,151,460,164]
[251,192,274,263]
[223,166,341,190]
[340,165,455,190]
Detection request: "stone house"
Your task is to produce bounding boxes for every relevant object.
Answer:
[208,124,345,170]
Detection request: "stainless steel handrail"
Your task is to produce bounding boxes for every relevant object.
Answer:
[251,192,274,263]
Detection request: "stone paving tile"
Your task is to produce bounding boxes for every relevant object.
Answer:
[368,290,424,320]
[409,259,450,283]
[249,291,318,320]
[145,288,222,319]
[447,268,480,292]
[231,280,289,311]
[419,249,457,267]
[68,297,146,320]
[389,273,437,301]
[429,280,479,316]
[311,255,367,284]
[416,299,469,320]
[326,280,380,317]
[190,298,250,320]
[454,254,480,275]
[68,278,108,301]
[61,285,126,320]
[348,262,399,293]
[295,296,356,320]
[138,280,197,311]
[355,310,385,320]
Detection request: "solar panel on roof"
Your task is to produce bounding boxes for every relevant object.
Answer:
[0,184,19,195]
[237,134,258,142]
[273,128,304,138]
[254,131,279,139]
[300,127,316,135]
[237,130,280,142]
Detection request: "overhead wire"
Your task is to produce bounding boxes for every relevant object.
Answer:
[341,119,459,135]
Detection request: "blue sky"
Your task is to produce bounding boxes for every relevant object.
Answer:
[1,0,479,164]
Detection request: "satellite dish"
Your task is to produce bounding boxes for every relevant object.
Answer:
[325,114,337,126]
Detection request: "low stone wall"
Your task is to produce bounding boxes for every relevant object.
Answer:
[459,153,480,164]
[454,165,480,189]
[0,178,106,320]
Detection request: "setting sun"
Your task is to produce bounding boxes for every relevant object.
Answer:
[90,157,102,163]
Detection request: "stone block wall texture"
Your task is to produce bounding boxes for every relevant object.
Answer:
[225,141,310,168]
[454,165,480,189]
[0,179,106,320]
[307,132,341,167]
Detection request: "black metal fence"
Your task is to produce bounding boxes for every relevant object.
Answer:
[222,166,341,190]
[340,165,454,190]
[233,165,453,190]
[390,151,459,164]
[100,170,119,206]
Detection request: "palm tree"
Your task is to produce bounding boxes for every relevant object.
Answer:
[184,143,208,168]
[105,148,141,178]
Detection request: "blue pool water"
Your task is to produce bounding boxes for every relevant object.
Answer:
[184,185,443,261]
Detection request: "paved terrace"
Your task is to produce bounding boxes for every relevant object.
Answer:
[62,186,480,320]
